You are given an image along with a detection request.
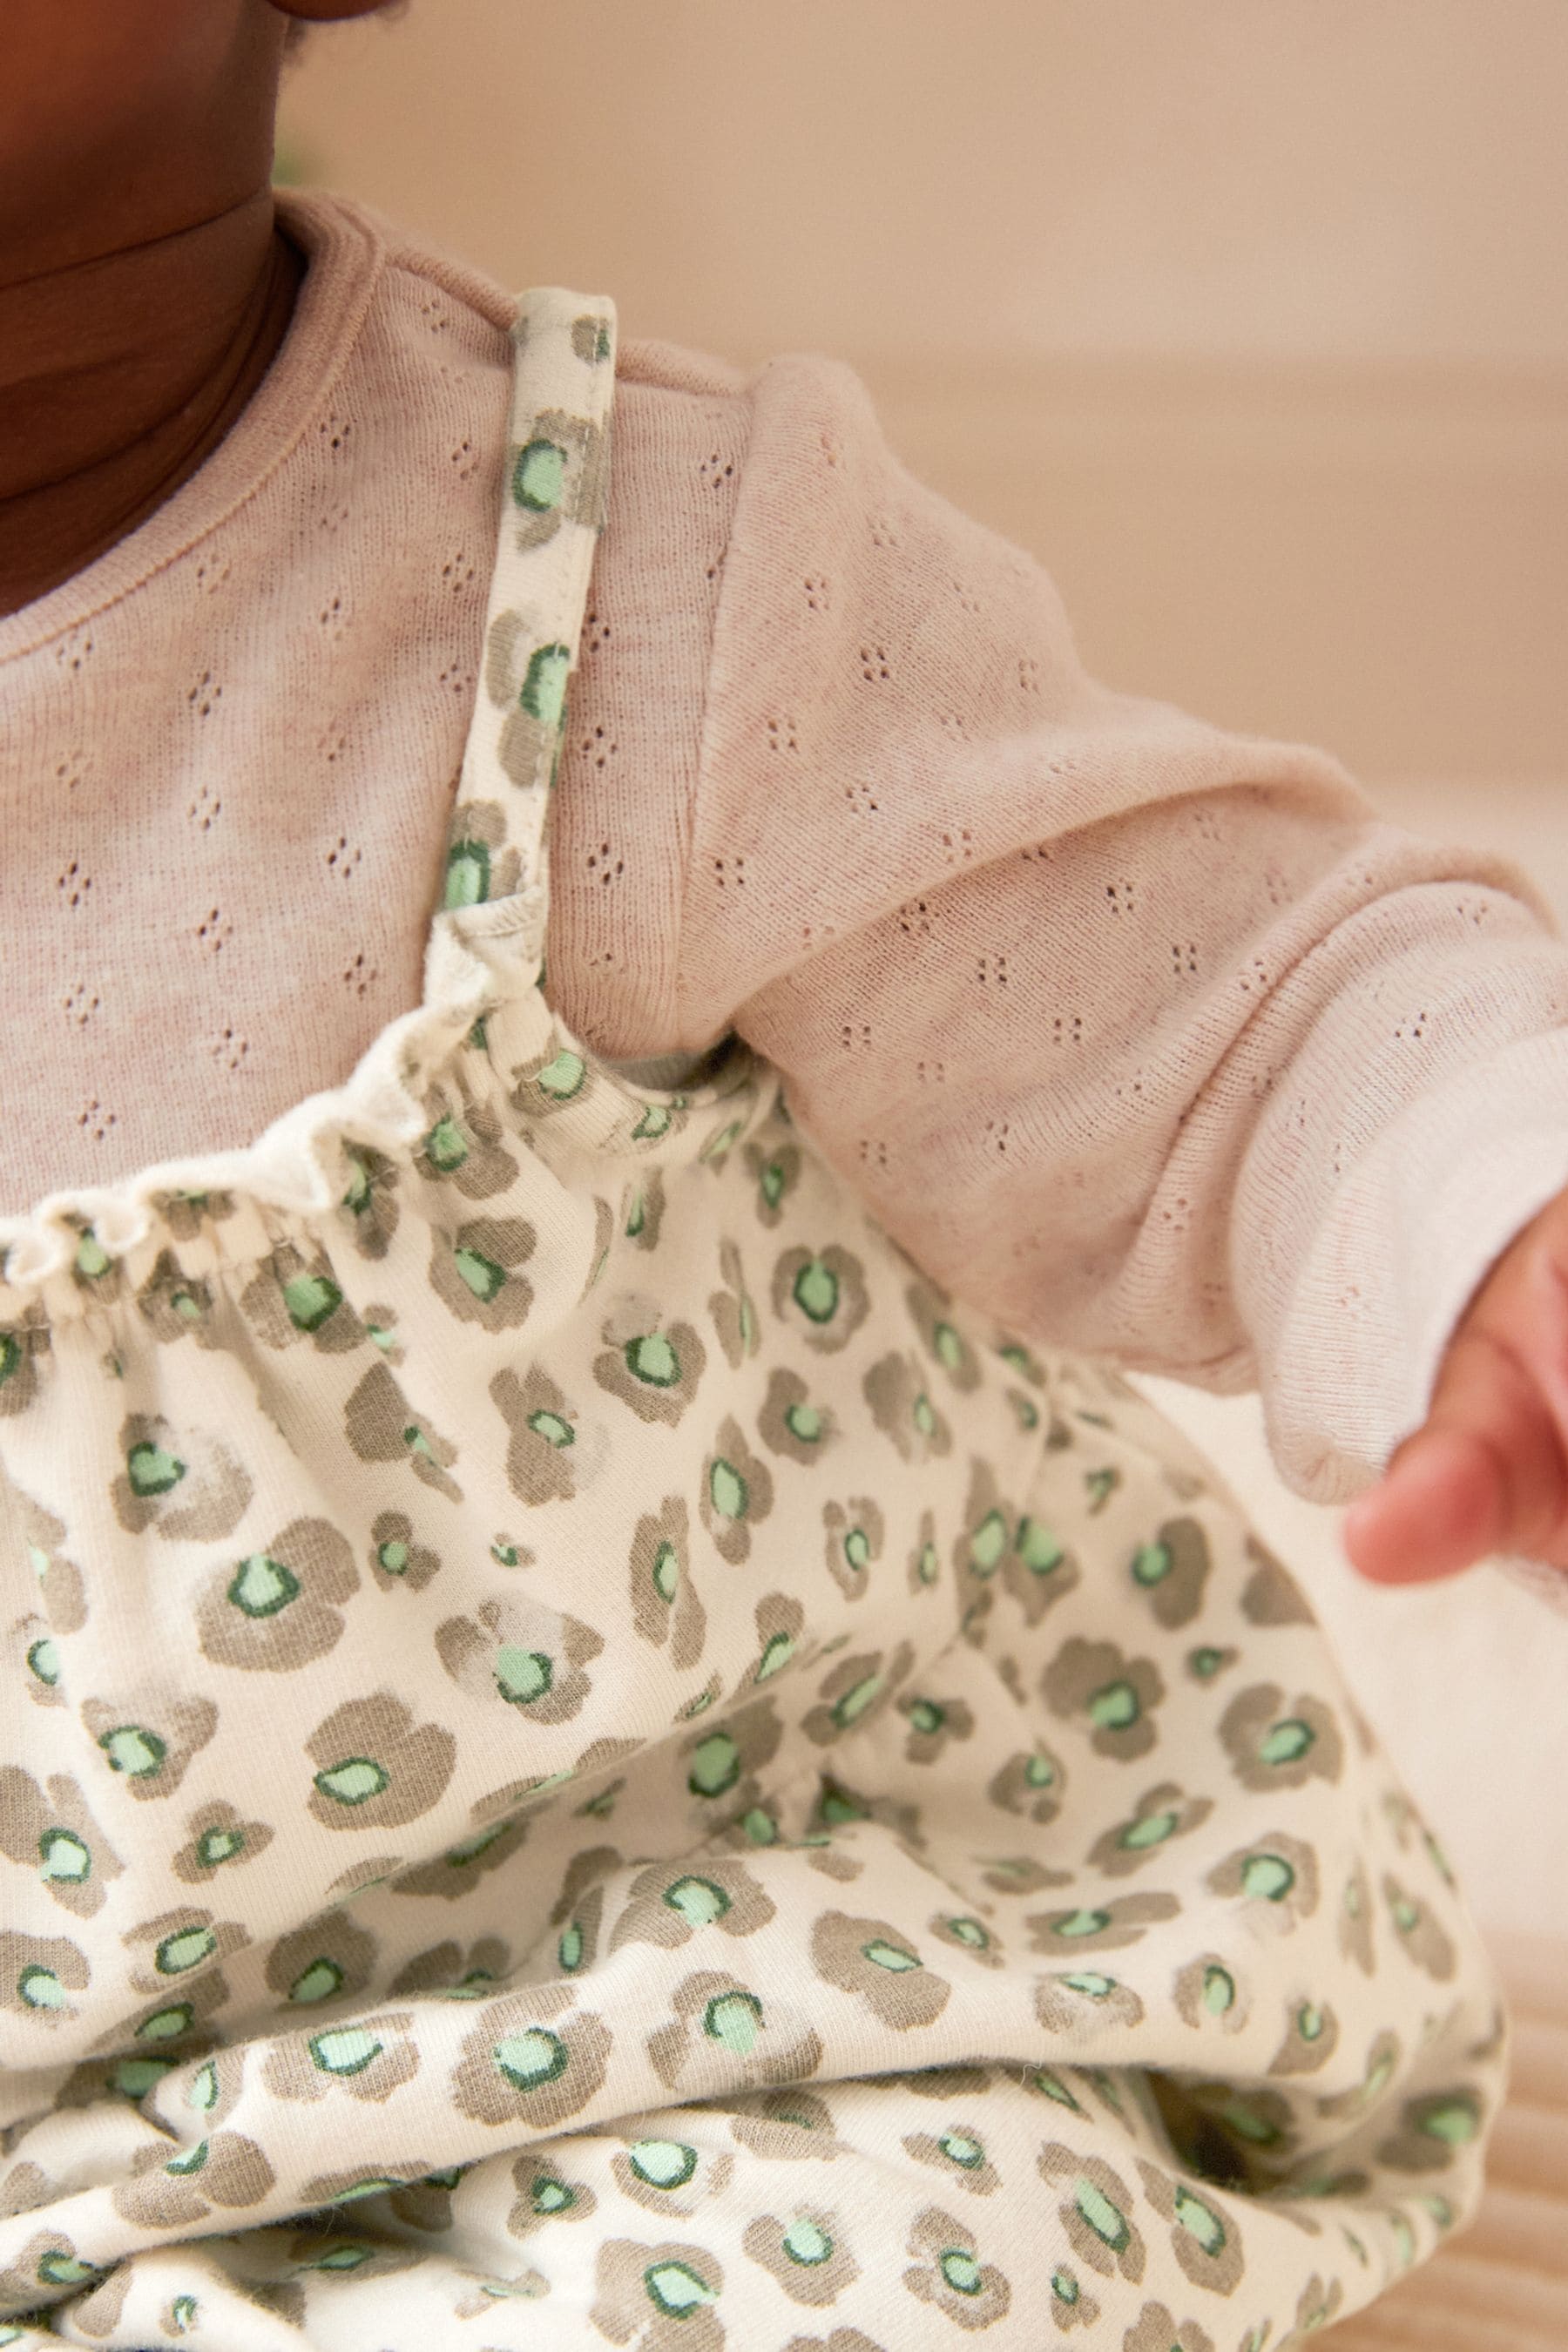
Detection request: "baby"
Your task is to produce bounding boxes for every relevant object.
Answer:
[0,3,1563,2345]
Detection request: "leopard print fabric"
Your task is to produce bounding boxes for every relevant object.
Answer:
[0,293,1504,2349]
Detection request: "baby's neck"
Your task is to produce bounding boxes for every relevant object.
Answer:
[0,189,301,620]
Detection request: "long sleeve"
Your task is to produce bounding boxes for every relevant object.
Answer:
[552,343,1568,1503]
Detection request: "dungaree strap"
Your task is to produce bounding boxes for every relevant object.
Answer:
[432,291,618,995]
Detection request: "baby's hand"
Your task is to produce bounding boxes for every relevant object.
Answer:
[1344,1186,1568,1585]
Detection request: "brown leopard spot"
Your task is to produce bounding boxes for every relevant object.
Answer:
[306,1693,456,1834]
[809,1911,950,2031]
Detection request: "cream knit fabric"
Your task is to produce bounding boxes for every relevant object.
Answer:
[3,189,1568,1505]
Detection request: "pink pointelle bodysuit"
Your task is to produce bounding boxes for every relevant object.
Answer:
[3,189,1568,1504]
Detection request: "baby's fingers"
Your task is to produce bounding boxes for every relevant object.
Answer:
[1343,1327,1568,1584]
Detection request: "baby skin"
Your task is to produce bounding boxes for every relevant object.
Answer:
[2,0,1562,1595]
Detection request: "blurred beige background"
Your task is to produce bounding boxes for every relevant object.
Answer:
[282,0,1568,1939]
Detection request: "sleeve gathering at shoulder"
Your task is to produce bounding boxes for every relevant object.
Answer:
[664,347,1568,1504]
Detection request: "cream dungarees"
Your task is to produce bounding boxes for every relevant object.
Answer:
[0,292,1502,2350]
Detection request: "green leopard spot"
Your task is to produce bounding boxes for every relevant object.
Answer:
[164,2139,209,2178]
[939,2248,983,2295]
[289,1958,345,2005]
[195,1826,246,1868]
[171,1290,203,1321]
[833,1673,883,1727]
[282,1273,341,1333]
[1035,2068,1085,2112]
[1075,2177,1131,2251]
[1241,1854,1295,1903]
[156,1926,217,1976]
[17,1965,66,2010]
[1297,2002,1325,2041]
[946,1916,990,1949]
[783,2218,834,2265]
[512,436,567,511]
[311,2245,373,2273]
[424,1115,469,1171]
[1016,1517,1064,1575]
[784,1401,823,1442]
[665,1876,731,1930]
[630,2139,698,2190]
[1219,2098,1281,2146]
[75,1231,111,1279]
[527,1409,575,1449]
[37,2253,100,2288]
[558,1923,585,1972]
[377,1539,409,1576]
[1188,1646,1227,1679]
[632,1103,672,1140]
[742,1807,778,1845]
[651,1541,680,1604]
[626,1333,680,1387]
[495,1646,554,1706]
[227,1553,301,1619]
[1052,2268,1080,2305]
[793,1260,840,1323]
[126,1441,186,1497]
[532,2175,577,2214]
[38,1828,91,1883]
[137,2004,194,2041]
[535,1049,586,1101]
[443,1820,513,1866]
[1024,1754,1057,1788]
[940,2132,984,2168]
[1052,1908,1112,1939]
[1062,1970,1116,1997]
[1087,1680,1140,1731]
[625,1188,647,1238]
[756,1630,794,1680]
[701,1119,742,1164]
[909,1699,945,1735]
[189,2062,219,2112]
[968,1510,1009,1576]
[912,1392,936,1436]
[314,1757,390,1807]
[0,1333,21,1387]
[454,1247,508,1302]
[760,1160,786,1206]
[645,2261,715,2317]
[1121,1808,1178,1849]
[444,839,490,909]
[113,2056,175,2099]
[704,1990,763,2054]
[916,1541,940,1585]
[842,1525,871,1571]
[1259,1719,1315,1766]
[24,1637,57,1693]
[932,1321,964,1369]
[309,2029,382,2077]
[861,1937,920,1971]
[688,1733,741,1798]
[1173,2187,1227,2254]
[1417,2096,1480,2146]
[520,642,571,726]
[100,1725,166,1778]
[708,1458,749,1520]
[1132,1540,1172,1585]
[493,2028,569,2090]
